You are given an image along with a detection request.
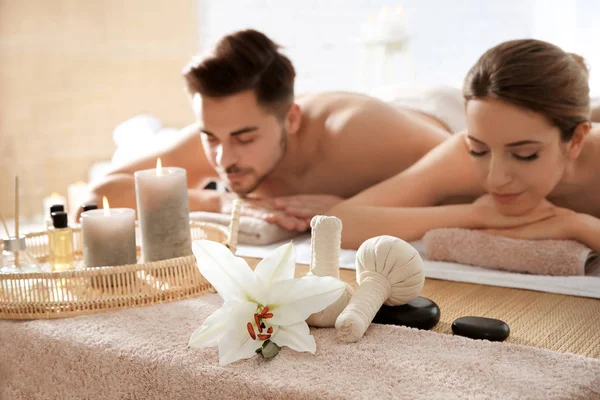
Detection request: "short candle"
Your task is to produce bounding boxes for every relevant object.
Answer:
[81,197,137,268]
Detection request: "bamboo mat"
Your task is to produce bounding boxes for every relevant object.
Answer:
[245,258,600,359]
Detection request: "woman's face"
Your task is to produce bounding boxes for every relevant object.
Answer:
[465,98,570,216]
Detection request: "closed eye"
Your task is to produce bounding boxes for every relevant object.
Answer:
[236,137,255,145]
[468,149,488,157]
[513,153,539,161]
[204,134,219,144]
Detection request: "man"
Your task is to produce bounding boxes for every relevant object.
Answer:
[82,29,454,231]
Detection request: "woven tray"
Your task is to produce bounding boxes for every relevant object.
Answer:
[0,210,240,320]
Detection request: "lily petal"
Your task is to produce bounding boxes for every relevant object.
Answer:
[192,240,264,303]
[268,276,345,326]
[254,241,296,284]
[271,321,316,354]
[218,330,264,366]
[217,302,264,365]
[188,302,233,348]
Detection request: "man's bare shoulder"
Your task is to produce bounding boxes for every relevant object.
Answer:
[295,91,398,135]
[297,91,449,149]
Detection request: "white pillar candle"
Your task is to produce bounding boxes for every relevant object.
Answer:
[81,200,137,267]
[134,159,192,262]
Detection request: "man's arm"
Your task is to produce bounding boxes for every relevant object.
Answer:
[82,123,219,212]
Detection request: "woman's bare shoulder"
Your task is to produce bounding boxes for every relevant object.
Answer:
[412,131,483,197]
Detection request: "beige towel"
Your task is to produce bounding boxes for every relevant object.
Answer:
[190,211,299,245]
[423,228,598,276]
[1,294,599,400]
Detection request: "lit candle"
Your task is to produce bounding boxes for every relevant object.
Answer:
[81,197,137,267]
[134,158,192,262]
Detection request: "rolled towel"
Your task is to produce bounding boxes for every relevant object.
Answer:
[423,228,599,276]
[189,211,300,246]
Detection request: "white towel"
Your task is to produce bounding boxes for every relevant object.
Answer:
[190,212,298,245]
[234,234,600,299]
[374,85,467,133]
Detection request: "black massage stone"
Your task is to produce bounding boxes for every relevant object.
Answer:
[451,316,510,342]
[373,297,441,330]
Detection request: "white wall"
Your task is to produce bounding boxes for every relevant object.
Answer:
[198,0,599,96]
[532,0,600,96]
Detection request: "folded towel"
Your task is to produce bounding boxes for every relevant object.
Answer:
[189,211,300,246]
[375,85,467,133]
[423,228,598,276]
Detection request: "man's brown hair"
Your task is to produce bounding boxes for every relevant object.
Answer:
[463,39,590,141]
[183,29,296,118]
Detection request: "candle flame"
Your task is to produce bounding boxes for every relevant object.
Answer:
[157,158,163,176]
[102,196,110,216]
[51,192,61,197]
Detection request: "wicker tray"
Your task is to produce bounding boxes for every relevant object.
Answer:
[0,210,240,320]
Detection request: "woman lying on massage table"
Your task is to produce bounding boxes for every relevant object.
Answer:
[329,39,600,252]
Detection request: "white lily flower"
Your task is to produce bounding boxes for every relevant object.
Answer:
[189,240,345,366]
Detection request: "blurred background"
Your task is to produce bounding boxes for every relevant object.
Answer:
[1,0,599,227]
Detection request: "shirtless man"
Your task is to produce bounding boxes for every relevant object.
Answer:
[82,29,452,231]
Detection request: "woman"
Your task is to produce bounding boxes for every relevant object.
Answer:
[329,39,600,251]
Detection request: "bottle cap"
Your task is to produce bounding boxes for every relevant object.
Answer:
[51,211,69,229]
[82,204,98,212]
[49,204,65,214]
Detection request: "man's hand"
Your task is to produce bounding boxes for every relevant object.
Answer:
[219,193,310,232]
[272,194,344,220]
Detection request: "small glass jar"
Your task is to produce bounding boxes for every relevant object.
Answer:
[48,211,75,271]
[1,236,39,273]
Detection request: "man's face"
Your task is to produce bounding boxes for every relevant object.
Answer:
[194,90,287,195]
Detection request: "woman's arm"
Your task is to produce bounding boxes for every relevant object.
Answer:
[332,201,558,249]
[328,133,558,248]
[336,132,482,209]
[482,211,600,253]
[329,133,483,247]
[573,214,600,252]
[332,204,477,249]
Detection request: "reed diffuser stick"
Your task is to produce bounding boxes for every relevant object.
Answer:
[0,212,10,238]
[15,176,19,266]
